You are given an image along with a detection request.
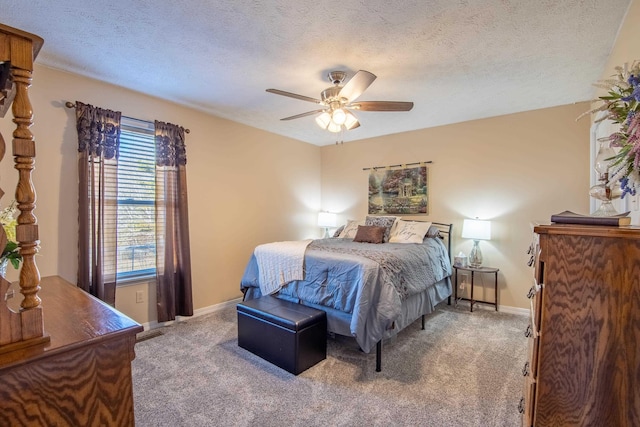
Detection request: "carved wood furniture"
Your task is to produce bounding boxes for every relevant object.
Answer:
[0,23,143,425]
[0,23,47,351]
[0,276,143,425]
[521,224,640,426]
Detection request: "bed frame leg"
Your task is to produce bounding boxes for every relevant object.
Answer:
[421,314,425,330]
[376,341,382,372]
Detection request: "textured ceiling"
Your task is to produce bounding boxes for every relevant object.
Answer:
[1,0,632,146]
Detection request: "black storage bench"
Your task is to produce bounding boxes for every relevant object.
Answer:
[237,296,327,375]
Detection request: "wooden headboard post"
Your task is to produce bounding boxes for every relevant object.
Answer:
[0,23,48,352]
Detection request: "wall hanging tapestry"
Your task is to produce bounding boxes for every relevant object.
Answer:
[368,166,428,215]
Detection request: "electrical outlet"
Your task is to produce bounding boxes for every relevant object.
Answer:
[459,272,470,292]
[136,290,144,303]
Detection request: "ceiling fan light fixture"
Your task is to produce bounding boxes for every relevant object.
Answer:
[266,70,413,134]
[344,111,359,130]
[327,121,342,133]
[315,112,331,129]
[331,108,347,125]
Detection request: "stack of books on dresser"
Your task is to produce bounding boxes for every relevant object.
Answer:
[550,210,631,226]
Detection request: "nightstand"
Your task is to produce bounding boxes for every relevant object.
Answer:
[453,265,499,312]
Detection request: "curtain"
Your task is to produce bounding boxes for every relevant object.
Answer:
[154,121,193,322]
[76,101,121,305]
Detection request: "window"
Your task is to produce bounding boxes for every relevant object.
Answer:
[117,117,156,282]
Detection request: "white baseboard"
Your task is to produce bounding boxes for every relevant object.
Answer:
[192,297,243,317]
[139,297,243,331]
[498,305,529,316]
[138,297,528,331]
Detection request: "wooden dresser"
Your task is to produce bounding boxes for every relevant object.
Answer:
[520,224,640,426]
[0,276,143,426]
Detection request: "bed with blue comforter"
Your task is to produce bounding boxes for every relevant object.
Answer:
[240,225,452,357]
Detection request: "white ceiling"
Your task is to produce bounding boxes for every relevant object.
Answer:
[1,0,632,146]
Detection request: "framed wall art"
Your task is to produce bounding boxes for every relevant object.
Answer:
[368,165,428,215]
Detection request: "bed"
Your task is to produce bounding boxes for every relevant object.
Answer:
[240,220,453,371]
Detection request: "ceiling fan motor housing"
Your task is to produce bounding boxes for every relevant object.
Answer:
[327,71,346,85]
[321,86,346,108]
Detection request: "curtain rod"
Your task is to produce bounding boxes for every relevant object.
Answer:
[65,101,191,134]
[362,161,432,171]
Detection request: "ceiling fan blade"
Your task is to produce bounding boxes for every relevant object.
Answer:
[349,101,414,111]
[338,70,376,102]
[266,89,322,104]
[280,109,326,121]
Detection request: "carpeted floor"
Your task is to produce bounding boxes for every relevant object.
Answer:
[132,302,528,427]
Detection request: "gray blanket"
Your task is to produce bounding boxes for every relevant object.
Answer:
[240,237,452,352]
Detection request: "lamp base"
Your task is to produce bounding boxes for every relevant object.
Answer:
[323,228,330,239]
[591,200,619,217]
[468,240,483,268]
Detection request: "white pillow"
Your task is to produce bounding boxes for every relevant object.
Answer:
[338,220,364,239]
[389,220,432,243]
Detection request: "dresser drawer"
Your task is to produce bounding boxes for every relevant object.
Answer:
[520,376,536,427]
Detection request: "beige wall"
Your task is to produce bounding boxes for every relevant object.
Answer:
[2,2,635,321]
[599,0,638,83]
[0,65,321,325]
[319,0,639,310]
[320,104,591,309]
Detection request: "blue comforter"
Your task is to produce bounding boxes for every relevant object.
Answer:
[240,237,452,352]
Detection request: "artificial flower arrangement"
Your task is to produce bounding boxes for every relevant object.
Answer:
[0,200,22,270]
[582,60,640,198]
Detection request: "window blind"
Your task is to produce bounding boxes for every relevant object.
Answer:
[116,117,156,280]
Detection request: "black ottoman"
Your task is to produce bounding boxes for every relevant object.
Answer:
[237,296,327,375]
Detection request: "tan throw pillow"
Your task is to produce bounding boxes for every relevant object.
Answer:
[353,225,385,244]
[389,220,432,243]
[338,220,364,239]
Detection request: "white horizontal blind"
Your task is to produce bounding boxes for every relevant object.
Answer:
[116,117,156,281]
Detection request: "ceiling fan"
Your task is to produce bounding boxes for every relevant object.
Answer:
[266,70,414,133]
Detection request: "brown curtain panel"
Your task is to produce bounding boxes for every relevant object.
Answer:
[154,120,193,322]
[76,101,121,305]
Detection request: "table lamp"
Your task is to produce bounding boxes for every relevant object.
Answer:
[318,212,337,238]
[461,218,491,268]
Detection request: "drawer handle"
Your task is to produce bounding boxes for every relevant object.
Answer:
[527,286,535,299]
[522,361,530,377]
[527,278,542,299]
[518,397,525,414]
[524,324,532,338]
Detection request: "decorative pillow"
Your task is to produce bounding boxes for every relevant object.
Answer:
[425,224,440,238]
[353,225,385,244]
[365,215,397,243]
[338,220,364,239]
[332,225,345,238]
[389,220,432,243]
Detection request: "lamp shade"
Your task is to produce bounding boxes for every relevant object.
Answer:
[461,219,491,240]
[317,212,337,228]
